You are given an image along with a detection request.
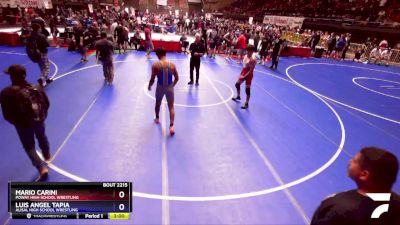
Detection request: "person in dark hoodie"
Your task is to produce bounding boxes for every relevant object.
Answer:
[28,23,53,87]
[1,64,51,182]
[31,16,50,38]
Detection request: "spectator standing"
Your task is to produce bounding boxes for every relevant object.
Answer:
[27,23,52,87]
[144,24,154,59]
[236,30,247,64]
[1,64,51,182]
[49,16,59,47]
[341,34,352,60]
[73,22,87,62]
[180,33,189,54]
[130,28,142,50]
[114,21,126,54]
[19,21,31,45]
[95,32,115,84]
[269,37,283,70]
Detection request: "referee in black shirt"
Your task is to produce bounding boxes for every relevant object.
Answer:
[188,33,205,85]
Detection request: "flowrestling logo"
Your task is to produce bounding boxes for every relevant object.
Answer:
[366,193,391,219]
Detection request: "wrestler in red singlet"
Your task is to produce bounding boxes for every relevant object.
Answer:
[232,45,257,109]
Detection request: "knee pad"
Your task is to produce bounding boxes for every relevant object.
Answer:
[246,87,251,95]
[235,82,240,89]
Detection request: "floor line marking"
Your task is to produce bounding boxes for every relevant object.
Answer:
[36,57,346,202]
[48,162,89,182]
[161,104,170,225]
[287,62,400,75]
[2,217,10,225]
[143,76,234,108]
[331,101,400,143]
[53,64,100,81]
[203,72,310,224]
[0,51,58,79]
[0,51,24,55]
[352,77,400,100]
[49,60,59,80]
[254,82,353,158]
[286,63,400,124]
[49,86,105,162]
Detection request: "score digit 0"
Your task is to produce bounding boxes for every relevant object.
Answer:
[119,191,125,199]
[119,203,125,211]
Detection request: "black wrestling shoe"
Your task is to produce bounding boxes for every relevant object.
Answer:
[188,81,194,85]
[46,79,53,85]
[232,96,241,101]
[38,78,46,87]
[241,103,249,109]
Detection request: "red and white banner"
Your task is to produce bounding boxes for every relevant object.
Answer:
[263,15,304,28]
[1,0,52,8]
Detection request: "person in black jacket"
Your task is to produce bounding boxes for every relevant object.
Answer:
[253,31,261,53]
[341,34,351,60]
[269,38,283,70]
[1,64,51,182]
[259,35,272,65]
[31,16,50,38]
[326,33,337,56]
[73,22,87,62]
[114,21,126,54]
[179,34,189,54]
[95,32,115,84]
[311,31,321,52]
[18,20,31,45]
[311,147,400,225]
[49,15,59,47]
[29,23,52,87]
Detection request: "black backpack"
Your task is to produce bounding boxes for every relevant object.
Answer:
[15,86,48,122]
[26,37,41,63]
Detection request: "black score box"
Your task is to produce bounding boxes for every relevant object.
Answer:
[78,213,109,219]
[11,213,115,219]
[9,182,133,214]
[12,213,77,219]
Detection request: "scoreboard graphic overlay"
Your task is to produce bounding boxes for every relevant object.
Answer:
[8,182,132,220]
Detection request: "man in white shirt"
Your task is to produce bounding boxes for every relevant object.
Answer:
[110,20,118,37]
[368,46,390,66]
[380,48,391,66]
[185,18,190,34]
[368,47,380,64]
